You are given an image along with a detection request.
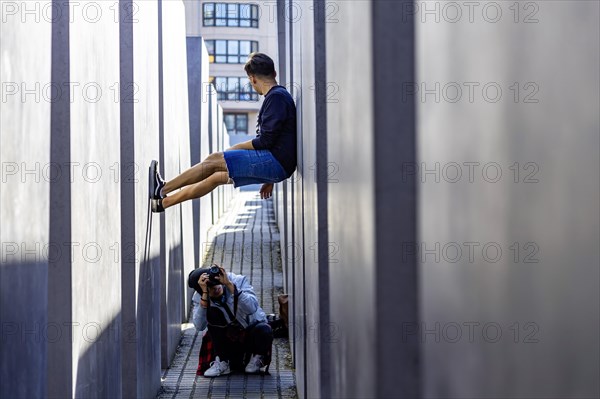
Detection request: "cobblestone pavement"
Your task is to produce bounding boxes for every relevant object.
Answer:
[157,190,297,399]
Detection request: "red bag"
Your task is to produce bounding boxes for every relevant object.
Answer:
[196,331,214,375]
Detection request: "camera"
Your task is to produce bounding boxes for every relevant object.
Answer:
[207,265,222,285]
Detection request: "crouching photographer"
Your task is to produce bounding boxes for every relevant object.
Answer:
[189,265,273,377]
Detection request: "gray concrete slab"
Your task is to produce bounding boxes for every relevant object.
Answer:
[197,40,214,273]
[186,36,215,281]
[278,0,600,398]
[159,0,189,369]
[209,87,219,226]
[67,1,123,396]
[0,1,52,397]
[46,1,73,396]
[178,49,195,328]
[417,1,600,397]
[288,1,333,397]
[186,36,204,270]
[120,1,162,397]
[325,1,383,397]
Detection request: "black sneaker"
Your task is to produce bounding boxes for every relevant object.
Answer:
[151,198,165,213]
[149,160,165,199]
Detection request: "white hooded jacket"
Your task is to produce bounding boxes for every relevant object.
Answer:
[191,272,266,331]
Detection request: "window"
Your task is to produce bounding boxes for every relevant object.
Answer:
[205,40,258,64]
[224,113,249,134]
[203,3,259,28]
[212,77,259,102]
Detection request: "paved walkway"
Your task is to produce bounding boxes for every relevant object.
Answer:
[157,190,297,399]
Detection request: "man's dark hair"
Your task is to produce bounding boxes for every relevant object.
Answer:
[244,52,276,78]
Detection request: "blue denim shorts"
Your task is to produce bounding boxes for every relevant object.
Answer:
[223,149,288,188]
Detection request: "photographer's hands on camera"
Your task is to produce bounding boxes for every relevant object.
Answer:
[198,266,234,308]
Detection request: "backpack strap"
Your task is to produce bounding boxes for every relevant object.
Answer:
[211,285,239,323]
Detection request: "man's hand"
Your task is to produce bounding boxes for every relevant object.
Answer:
[215,266,235,294]
[198,273,210,293]
[260,183,274,199]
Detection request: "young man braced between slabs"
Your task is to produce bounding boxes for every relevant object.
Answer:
[149,52,297,211]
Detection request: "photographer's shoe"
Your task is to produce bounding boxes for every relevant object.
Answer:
[244,354,264,374]
[149,160,165,199]
[204,356,231,378]
[151,198,165,213]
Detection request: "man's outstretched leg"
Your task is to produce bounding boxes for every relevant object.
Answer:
[150,152,231,212]
[150,152,228,200]
[151,171,231,213]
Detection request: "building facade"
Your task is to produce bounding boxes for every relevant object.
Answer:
[184,1,280,138]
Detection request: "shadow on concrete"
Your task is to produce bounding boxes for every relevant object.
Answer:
[74,313,122,398]
[0,261,48,399]
[134,200,161,398]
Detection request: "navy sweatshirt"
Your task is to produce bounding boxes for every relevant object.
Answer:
[251,85,297,177]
